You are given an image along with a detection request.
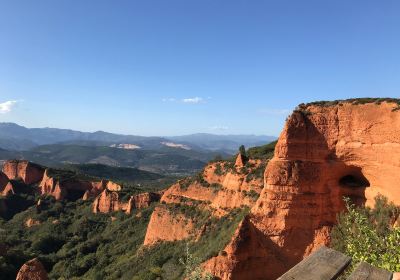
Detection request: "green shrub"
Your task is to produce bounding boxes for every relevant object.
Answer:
[331,196,400,272]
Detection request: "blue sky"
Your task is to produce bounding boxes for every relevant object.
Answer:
[0,0,399,136]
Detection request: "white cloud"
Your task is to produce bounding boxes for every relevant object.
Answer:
[182,97,203,104]
[0,100,18,114]
[163,97,207,104]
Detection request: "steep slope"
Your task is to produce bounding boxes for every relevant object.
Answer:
[144,153,267,245]
[205,99,400,280]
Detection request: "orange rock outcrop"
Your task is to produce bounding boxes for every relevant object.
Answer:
[39,170,120,200]
[143,206,196,245]
[143,158,266,246]
[161,159,265,214]
[16,258,49,280]
[205,101,400,280]
[2,160,44,185]
[93,189,160,214]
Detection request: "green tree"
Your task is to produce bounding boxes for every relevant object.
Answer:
[239,145,246,158]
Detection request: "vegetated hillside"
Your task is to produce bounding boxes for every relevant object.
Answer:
[0,142,275,280]
[0,144,230,176]
[66,164,163,182]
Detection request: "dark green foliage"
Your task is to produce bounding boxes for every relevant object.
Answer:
[239,145,246,158]
[247,141,277,160]
[209,183,223,193]
[242,190,260,200]
[214,163,223,176]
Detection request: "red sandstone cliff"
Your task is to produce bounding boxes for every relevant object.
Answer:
[2,160,44,185]
[143,205,196,245]
[205,101,400,280]
[16,258,49,280]
[39,170,120,200]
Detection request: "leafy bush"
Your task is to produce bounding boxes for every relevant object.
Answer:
[331,196,400,272]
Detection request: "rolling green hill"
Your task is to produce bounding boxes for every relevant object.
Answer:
[0,144,230,176]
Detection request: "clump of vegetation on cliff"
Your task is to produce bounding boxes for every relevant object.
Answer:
[331,195,400,272]
[246,140,276,160]
[300,98,400,111]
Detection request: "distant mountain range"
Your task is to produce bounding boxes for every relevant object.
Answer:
[0,123,276,153]
[0,123,276,175]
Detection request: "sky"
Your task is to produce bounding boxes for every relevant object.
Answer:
[0,0,399,136]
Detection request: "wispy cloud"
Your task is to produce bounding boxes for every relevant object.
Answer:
[0,100,18,114]
[257,108,291,116]
[162,97,208,104]
[182,97,203,104]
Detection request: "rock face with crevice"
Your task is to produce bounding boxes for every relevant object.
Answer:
[205,101,400,280]
[92,189,161,214]
[39,170,118,200]
[2,160,45,185]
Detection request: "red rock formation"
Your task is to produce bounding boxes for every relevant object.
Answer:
[93,189,160,214]
[161,160,265,214]
[38,170,65,200]
[143,159,266,246]
[205,101,400,279]
[16,258,49,280]
[126,192,161,213]
[106,180,122,191]
[2,160,44,185]
[143,206,196,245]
[39,170,115,200]
[82,190,90,201]
[234,154,246,168]
[93,189,120,213]
[0,171,14,196]
[25,218,41,228]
